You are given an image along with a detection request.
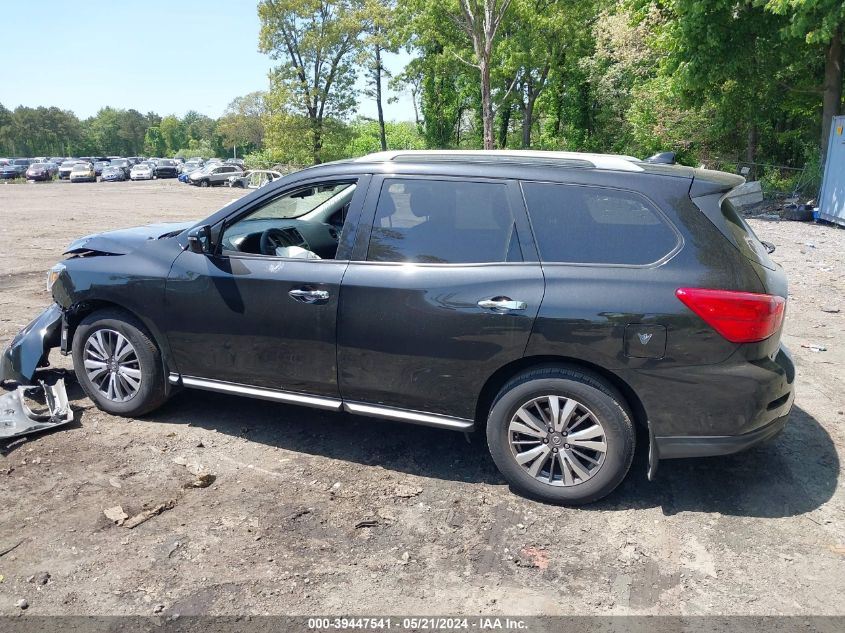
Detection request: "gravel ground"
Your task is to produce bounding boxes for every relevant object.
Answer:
[0,179,842,617]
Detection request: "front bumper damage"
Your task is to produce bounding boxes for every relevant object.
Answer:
[0,379,73,439]
[0,303,63,385]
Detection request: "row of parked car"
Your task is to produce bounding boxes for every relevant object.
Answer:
[1,155,285,190]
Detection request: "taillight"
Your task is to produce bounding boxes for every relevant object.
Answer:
[675,288,785,343]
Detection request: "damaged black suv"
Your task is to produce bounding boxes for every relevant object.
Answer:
[0,151,795,504]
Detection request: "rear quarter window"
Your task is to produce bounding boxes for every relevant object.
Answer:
[521,182,679,265]
[720,197,776,270]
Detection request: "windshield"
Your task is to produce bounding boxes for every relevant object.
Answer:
[13,159,30,165]
[72,163,90,170]
[159,160,175,166]
[30,163,46,168]
[250,183,353,221]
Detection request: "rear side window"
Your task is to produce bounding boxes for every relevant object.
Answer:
[521,183,678,265]
[367,179,522,264]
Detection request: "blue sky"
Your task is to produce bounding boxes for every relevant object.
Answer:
[0,1,416,122]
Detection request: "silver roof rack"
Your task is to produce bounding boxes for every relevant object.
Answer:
[354,149,644,173]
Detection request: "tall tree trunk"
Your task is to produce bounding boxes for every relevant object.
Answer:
[480,59,494,150]
[522,95,536,148]
[821,27,844,160]
[498,103,511,148]
[746,123,758,164]
[374,44,387,152]
[312,118,323,165]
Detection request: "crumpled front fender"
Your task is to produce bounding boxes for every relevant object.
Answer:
[0,303,63,385]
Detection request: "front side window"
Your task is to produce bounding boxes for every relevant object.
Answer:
[521,183,678,265]
[220,180,357,260]
[367,178,522,264]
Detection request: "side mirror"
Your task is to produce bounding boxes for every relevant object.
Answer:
[187,225,212,254]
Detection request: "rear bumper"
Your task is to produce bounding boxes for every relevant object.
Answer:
[644,343,795,460]
[656,409,791,459]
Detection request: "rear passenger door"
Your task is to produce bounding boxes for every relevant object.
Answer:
[337,176,544,422]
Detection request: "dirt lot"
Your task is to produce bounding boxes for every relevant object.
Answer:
[0,179,843,617]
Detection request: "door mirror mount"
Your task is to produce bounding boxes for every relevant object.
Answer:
[187,225,212,254]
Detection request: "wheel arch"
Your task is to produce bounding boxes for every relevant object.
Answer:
[65,299,177,388]
[475,355,647,430]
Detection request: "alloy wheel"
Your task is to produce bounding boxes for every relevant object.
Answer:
[508,395,607,486]
[82,329,142,402]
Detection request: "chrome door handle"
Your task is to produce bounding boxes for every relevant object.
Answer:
[288,288,330,303]
[478,298,527,311]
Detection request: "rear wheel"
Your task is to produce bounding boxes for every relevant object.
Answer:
[72,309,168,416]
[486,367,635,505]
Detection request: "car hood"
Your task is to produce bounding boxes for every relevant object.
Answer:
[64,221,194,256]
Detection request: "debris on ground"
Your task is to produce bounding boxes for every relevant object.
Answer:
[0,539,24,558]
[355,519,379,529]
[103,506,128,526]
[801,344,828,352]
[0,379,73,440]
[122,500,177,530]
[393,484,423,499]
[15,598,28,610]
[27,572,50,585]
[821,307,840,314]
[515,547,549,570]
[173,456,216,489]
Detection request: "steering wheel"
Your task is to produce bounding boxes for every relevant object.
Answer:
[259,228,291,255]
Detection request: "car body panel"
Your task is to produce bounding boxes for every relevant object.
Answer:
[0,303,62,384]
[0,153,794,474]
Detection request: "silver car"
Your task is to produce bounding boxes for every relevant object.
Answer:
[189,164,243,187]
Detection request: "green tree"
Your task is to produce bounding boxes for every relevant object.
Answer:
[763,0,845,157]
[216,92,267,156]
[258,0,363,163]
[160,115,187,156]
[144,126,167,156]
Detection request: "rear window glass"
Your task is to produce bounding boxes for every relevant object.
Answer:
[720,197,776,270]
[521,183,678,265]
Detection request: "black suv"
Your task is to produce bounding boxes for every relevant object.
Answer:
[0,151,794,504]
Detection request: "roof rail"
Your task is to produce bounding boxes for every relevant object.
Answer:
[354,149,644,172]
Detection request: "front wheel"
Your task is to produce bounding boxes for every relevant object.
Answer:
[72,309,168,416]
[486,367,635,505]
[199,179,209,188]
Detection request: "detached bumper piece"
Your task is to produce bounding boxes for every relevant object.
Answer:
[0,379,73,439]
[0,303,63,385]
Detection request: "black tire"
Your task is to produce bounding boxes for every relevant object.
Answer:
[71,309,168,417]
[199,179,209,188]
[486,366,635,505]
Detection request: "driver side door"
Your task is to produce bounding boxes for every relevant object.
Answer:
[164,175,369,400]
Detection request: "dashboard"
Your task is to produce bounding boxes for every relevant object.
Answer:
[221,218,340,259]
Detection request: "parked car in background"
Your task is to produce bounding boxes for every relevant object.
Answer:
[100,165,126,182]
[179,159,204,176]
[109,159,132,178]
[188,163,243,187]
[1,159,34,179]
[227,169,282,189]
[69,162,96,182]
[25,162,56,181]
[154,159,179,179]
[93,161,110,177]
[58,160,80,180]
[49,157,66,166]
[130,162,154,181]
